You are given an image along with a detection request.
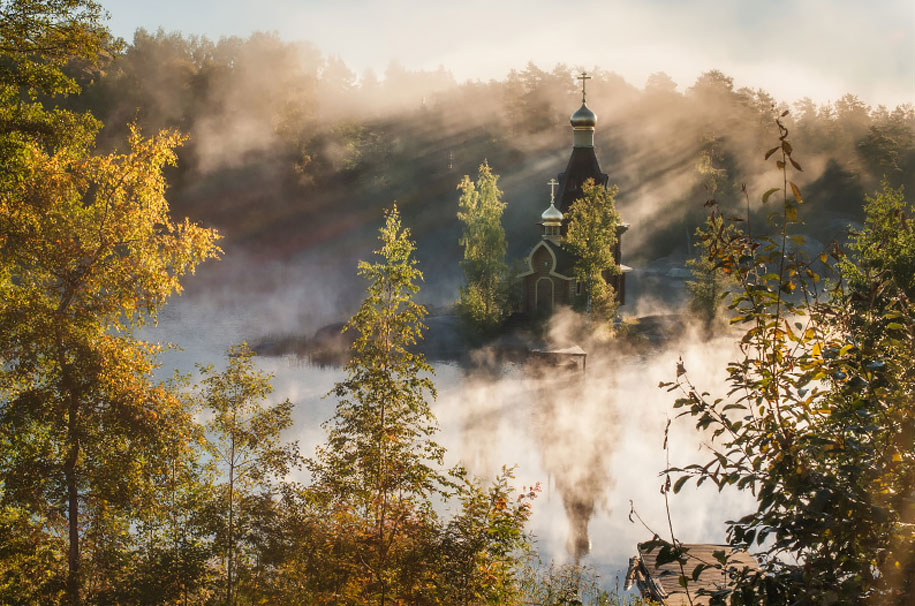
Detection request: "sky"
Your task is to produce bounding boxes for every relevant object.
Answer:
[100,0,915,107]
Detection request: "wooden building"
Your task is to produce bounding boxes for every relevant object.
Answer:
[519,73,630,318]
[529,345,587,372]
[625,543,761,605]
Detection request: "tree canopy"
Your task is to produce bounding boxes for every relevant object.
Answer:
[661,117,915,604]
[563,178,622,324]
[457,160,511,333]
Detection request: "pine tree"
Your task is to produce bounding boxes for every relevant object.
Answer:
[457,161,510,332]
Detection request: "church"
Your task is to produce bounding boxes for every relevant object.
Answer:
[518,74,630,317]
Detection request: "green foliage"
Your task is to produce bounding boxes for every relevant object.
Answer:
[287,207,551,605]
[457,161,511,333]
[198,343,297,606]
[315,205,444,502]
[6,8,913,600]
[563,179,622,324]
[0,0,111,160]
[686,144,741,329]
[58,31,914,265]
[308,205,446,604]
[686,212,740,329]
[438,468,536,605]
[840,180,915,299]
[0,503,67,602]
[662,115,915,604]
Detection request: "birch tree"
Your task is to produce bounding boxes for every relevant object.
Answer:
[199,343,296,606]
[0,128,220,605]
[564,179,621,324]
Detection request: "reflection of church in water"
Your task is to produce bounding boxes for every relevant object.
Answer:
[518,74,630,317]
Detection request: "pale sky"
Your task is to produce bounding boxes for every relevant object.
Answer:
[101,0,915,107]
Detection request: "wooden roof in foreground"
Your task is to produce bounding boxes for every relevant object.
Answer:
[626,543,761,605]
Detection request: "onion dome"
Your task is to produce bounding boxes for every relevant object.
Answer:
[570,103,597,128]
[541,198,563,243]
[541,201,563,223]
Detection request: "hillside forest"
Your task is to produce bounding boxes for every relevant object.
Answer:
[69,28,915,309]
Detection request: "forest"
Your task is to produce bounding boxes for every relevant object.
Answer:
[1,1,913,605]
[63,24,915,303]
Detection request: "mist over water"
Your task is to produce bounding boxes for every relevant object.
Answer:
[113,30,910,589]
[144,275,757,586]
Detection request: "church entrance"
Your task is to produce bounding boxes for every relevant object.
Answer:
[535,277,554,315]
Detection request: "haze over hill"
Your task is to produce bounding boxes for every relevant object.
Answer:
[67,28,914,334]
[4,1,914,600]
[99,0,915,108]
[95,29,909,573]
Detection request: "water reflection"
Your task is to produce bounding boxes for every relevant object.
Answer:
[528,358,618,561]
[144,296,757,582]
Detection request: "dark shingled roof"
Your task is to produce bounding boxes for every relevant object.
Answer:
[626,543,761,606]
[541,239,576,278]
[556,146,608,214]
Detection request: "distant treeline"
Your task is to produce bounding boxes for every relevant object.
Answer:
[69,29,915,293]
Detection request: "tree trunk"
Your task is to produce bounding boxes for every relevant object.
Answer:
[227,427,235,606]
[64,387,81,606]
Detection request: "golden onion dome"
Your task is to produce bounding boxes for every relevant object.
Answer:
[541,201,563,223]
[570,103,597,128]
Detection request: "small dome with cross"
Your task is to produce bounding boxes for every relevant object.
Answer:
[570,103,597,128]
[541,202,563,223]
[570,71,597,129]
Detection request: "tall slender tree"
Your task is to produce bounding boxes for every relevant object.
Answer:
[309,206,445,605]
[457,160,510,332]
[198,343,296,606]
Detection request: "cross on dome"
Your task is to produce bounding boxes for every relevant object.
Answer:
[577,72,592,103]
[541,177,563,226]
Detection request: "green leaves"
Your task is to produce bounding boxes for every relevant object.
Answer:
[686,209,741,326]
[308,205,448,602]
[457,161,511,333]
[198,343,298,602]
[0,123,220,601]
[0,0,109,158]
[673,475,690,494]
[564,179,622,323]
[666,122,915,604]
[761,187,780,204]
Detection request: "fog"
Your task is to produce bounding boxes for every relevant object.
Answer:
[80,31,912,305]
[100,1,915,108]
[111,26,912,588]
[144,274,759,590]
